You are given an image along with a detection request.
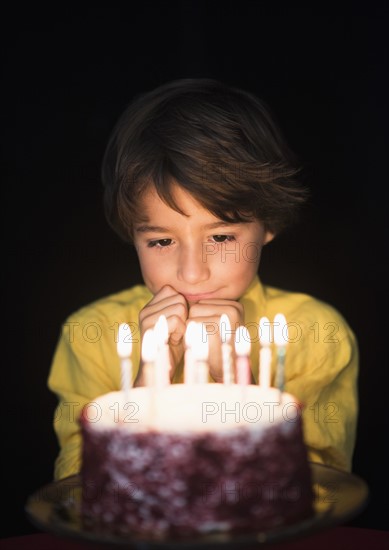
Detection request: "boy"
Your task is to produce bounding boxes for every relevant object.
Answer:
[48,78,358,481]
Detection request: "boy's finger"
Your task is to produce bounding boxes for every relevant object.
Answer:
[188,302,244,322]
[141,305,188,335]
[149,285,181,303]
[140,295,188,323]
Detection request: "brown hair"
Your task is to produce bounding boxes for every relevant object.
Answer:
[102,78,308,242]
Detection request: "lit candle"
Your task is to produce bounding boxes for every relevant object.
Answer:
[141,328,157,386]
[274,313,288,392]
[235,325,251,385]
[191,322,209,384]
[154,315,171,387]
[117,322,133,402]
[259,316,272,388]
[184,321,197,385]
[141,327,158,421]
[220,313,234,384]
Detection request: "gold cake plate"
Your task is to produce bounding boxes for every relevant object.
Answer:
[25,462,369,549]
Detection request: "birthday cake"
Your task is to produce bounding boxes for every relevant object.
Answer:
[80,383,314,538]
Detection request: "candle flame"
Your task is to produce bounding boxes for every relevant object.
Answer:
[220,313,232,343]
[141,328,157,363]
[274,313,288,346]
[259,316,272,346]
[154,315,168,347]
[117,323,132,358]
[235,326,251,356]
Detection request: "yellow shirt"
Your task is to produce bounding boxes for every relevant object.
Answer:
[48,276,358,480]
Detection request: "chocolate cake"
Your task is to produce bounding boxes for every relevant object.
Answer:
[80,383,314,538]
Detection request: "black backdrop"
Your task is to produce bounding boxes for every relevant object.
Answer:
[2,4,388,539]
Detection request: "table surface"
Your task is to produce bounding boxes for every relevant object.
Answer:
[1,526,388,550]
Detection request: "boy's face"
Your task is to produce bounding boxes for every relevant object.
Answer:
[133,185,273,303]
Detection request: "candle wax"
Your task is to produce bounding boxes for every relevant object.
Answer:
[275,345,286,391]
[222,342,234,384]
[236,355,251,385]
[184,348,196,384]
[155,344,170,387]
[120,357,132,402]
[259,346,271,388]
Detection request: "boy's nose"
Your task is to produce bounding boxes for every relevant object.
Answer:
[177,245,210,284]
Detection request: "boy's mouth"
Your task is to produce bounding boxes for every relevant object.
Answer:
[183,291,218,302]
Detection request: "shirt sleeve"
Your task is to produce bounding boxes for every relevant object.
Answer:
[285,310,359,472]
[47,308,141,480]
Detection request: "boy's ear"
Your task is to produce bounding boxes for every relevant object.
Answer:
[264,231,275,245]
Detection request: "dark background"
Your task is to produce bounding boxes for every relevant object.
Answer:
[2,3,388,539]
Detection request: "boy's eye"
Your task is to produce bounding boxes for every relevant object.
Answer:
[212,235,235,243]
[147,239,173,248]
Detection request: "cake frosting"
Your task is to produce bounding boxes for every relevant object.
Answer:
[80,383,314,538]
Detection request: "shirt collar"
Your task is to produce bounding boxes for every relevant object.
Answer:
[239,275,267,324]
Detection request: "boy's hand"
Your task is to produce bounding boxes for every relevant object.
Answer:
[188,299,244,382]
[135,285,188,385]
